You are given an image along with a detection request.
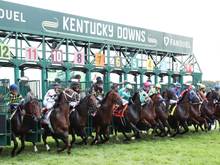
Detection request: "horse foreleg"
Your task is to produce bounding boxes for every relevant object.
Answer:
[129,122,141,139]
[77,128,88,145]
[16,135,25,155]
[70,128,76,147]
[91,126,100,145]
[57,132,71,154]
[180,121,189,134]
[11,133,18,157]
[32,142,38,152]
[42,131,50,151]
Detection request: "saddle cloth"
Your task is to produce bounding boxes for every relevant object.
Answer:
[113,104,128,117]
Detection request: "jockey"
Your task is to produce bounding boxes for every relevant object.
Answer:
[7,84,24,111]
[197,83,207,102]
[155,83,162,94]
[111,80,127,92]
[167,82,182,105]
[43,83,61,112]
[69,81,81,110]
[118,84,133,105]
[89,76,104,102]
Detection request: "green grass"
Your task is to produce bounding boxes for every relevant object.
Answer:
[1,130,220,165]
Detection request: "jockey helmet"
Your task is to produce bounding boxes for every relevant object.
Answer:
[144,81,151,88]
[125,84,132,90]
[96,77,103,84]
[20,76,29,82]
[155,83,161,89]
[10,84,18,91]
[174,82,181,88]
[70,81,80,89]
[198,83,206,90]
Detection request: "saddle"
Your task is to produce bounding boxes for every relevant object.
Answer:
[113,104,128,117]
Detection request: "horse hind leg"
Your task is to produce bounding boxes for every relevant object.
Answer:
[70,128,76,147]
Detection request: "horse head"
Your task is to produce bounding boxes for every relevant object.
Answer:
[102,90,123,107]
[79,94,98,115]
[207,90,220,103]
[24,98,41,121]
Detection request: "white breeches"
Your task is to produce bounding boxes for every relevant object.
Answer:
[43,100,55,110]
[169,100,177,104]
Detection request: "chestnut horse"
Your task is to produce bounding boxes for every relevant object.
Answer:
[10,98,41,157]
[91,90,122,144]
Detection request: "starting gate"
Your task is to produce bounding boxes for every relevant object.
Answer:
[0,1,202,140]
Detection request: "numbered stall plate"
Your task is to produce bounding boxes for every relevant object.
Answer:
[95,53,105,67]
[25,47,38,61]
[74,51,84,65]
[51,49,63,64]
[0,43,10,60]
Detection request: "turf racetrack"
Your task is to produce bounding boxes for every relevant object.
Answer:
[1,130,220,165]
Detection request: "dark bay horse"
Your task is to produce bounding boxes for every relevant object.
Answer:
[91,90,123,144]
[150,93,171,136]
[69,94,97,146]
[42,88,73,154]
[186,90,208,132]
[163,89,189,136]
[113,92,143,140]
[200,90,216,130]
[10,98,41,157]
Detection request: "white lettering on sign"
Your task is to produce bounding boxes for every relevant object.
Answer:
[0,8,26,22]
[117,26,146,42]
[164,36,191,49]
[63,16,114,38]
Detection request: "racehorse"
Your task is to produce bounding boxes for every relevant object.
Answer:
[69,94,98,146]
[113,92,143,141]
[91,90,123,144]
[10,97,41,157]
[150,93,171,136]
[42,88,73,154]
[163,88,189,136]
[187,90,208,132]
[200,90,216,130]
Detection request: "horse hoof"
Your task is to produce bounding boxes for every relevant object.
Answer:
[46,144,50,152]
[131,137,135,140]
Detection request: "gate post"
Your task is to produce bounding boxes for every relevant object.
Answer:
[41,36,48,98]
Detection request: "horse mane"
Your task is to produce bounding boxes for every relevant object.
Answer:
[129,92,139,105]
[101,90,111,104]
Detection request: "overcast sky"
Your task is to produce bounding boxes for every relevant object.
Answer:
[2,0,220,81]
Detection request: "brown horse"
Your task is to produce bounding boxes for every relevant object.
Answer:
[69,94,98,146]
[151,93,171,136]
[91,90,123,144]
[10,98,41,157]
[42,88,73,154]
